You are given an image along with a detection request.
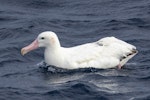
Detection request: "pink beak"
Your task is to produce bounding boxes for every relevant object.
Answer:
[21,39,39,55]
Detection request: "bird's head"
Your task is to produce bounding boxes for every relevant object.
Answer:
[21,31,60,55]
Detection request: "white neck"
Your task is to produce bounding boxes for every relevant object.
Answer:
[50,36,61,49]
[44,46,64,67]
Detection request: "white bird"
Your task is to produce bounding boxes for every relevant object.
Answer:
[21,31,138,69]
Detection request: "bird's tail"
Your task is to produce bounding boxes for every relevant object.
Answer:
[118,49,138,69]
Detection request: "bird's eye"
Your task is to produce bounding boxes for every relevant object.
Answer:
[41,37,45,39]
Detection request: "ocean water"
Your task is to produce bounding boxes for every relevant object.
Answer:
[0,0,150,100]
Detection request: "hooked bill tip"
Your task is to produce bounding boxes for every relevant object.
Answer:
[21,48,26,56]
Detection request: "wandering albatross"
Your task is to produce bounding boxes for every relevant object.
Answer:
[21,31,138,69]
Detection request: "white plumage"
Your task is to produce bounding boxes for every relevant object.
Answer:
[21,31,138,69]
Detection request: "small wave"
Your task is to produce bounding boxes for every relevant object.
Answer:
[126,62,138,66]
[26,0,64,9]
[37,61,105,74]
[1,72,24,77]
[130,94,150,100]
[42,82,109,100]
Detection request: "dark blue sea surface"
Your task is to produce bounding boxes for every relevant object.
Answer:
[0,0,150,100]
